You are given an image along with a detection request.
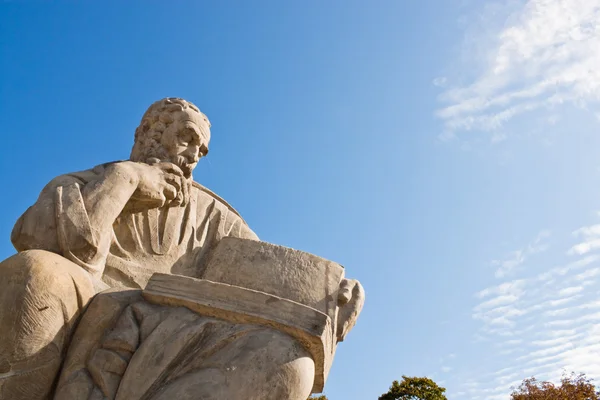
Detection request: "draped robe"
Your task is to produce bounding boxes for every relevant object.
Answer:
[10,161,258,289]
[4,162,314,400]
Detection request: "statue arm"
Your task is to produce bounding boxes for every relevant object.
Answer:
[56,162,139,278]
[12,162,139,279]
[79,162,139,238]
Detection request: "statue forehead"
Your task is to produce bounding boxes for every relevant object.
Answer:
[171,109,211,144]
[175,109,209,127]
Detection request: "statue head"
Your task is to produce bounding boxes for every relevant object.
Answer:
[130,98,211,179]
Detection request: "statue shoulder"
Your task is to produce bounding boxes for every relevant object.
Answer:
[42,162,119,191]
[192,181,249,226]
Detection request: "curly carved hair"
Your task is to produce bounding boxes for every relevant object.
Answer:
[130,97,211,163]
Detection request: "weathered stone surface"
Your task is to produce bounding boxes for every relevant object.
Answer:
[202,237,345,318]
[0,250,96,399]
[54,288,316,400]
[144,272,333,392]
[54,288,145,400]
[0,98,364,399]
[201,237,365,342]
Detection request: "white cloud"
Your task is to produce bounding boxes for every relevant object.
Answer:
[502,339,523,347]
[547,294,582,307]
[578,299,600,309]
[568,238,600,255]
[436,4,600,396]
[544,329,577,338]
[459,221,600,398]
[578,311,600,323]
[517,342,575,361]
[558,286,584,296]
[544,307,570,317]
[528,230,552,253]
[573,224,600,237]
[569,223,600,255]
[521,361,564,376]
[493,251,526,278]
[436,0,600,139]
[477,279,526,299]
[545,318,576,327]
[475,295,521,312]
[492,231,551,278]
[433,77,448,87]
[531,333,580,347]
[573,267,600,281]
[537,254,599,281]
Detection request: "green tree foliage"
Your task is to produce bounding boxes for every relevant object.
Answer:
[510,372,600,400]
[308,396,328,400]
[379,376,448,400]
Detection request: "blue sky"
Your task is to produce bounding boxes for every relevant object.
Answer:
[2,1,600,399]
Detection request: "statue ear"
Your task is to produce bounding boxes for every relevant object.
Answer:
[336,279,365,343]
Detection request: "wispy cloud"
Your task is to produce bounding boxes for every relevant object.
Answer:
[436,0,600,140]
[434,3,600,399]
[573,267,600,281]
[492,230,550,278]
[558,286,584,296]
[492,251,526,278]
[569,223,600,255]
[452,223,600,399]
[477,279,526,298]
[537,254,599,282]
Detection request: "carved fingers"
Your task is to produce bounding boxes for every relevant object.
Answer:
[156,163,192,208]
[127,162,193,211]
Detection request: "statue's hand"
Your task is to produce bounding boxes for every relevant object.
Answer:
[336,278,365,342]
[144,160,192,208]
[122,161,190,213]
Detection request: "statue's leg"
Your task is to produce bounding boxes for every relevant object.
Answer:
[151,328,316,400]
[216,329,315,400]
[0,250,95,400]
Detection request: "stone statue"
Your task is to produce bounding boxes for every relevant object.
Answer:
[0,98,364,400]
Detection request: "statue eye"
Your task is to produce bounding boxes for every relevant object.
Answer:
[178,130,193,144]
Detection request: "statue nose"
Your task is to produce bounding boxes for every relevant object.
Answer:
[182,148,199,163]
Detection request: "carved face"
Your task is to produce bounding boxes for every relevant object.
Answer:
[160,109,210,178]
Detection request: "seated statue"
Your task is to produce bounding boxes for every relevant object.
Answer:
[0,98,363,400]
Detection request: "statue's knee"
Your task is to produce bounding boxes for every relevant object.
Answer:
[0,252,92,399]
[0,251,91,363]
[273,354,315,400]
[0,250,95,327]
[228,330,315,400]
[0,250,93,297]
[266,332,315,399]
